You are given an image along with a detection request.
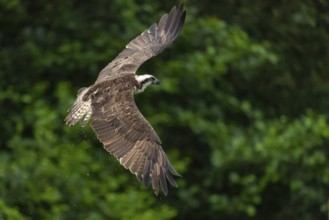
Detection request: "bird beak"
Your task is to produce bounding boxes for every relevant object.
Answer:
[153,79,160,85]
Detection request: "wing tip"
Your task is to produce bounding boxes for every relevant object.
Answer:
[138,165,181,196]
[149,164,181,196]
[158,3,186,45]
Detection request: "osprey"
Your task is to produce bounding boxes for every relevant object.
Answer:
[65,4,186,196]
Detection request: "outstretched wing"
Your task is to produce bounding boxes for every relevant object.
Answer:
[95,4,186,83]
[90,83,181,195]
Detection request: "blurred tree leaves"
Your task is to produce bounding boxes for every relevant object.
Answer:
[1,0,329,220]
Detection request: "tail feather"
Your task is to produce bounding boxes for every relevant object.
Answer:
[65,87,92,126]
[81,109,92,127]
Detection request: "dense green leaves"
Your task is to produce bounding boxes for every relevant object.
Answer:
[1,0,329,219]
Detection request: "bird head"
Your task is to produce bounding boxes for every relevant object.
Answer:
[135,74,160,93]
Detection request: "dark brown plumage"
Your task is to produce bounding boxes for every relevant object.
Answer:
[95,4,186,83]
[65,4,186,196]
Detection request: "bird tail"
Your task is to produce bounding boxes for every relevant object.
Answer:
[65,87,92,127]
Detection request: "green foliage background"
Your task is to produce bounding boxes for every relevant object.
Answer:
[1,0,329,219]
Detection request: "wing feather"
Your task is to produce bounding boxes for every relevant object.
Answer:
[142,160,151,187]
[159,167,168,196]
[96,4,186,83]
[121,148,139,169]
[90,83,180,195]
[129,148,143,171]
[151,164,160,195]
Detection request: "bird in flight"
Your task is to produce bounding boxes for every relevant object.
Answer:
[65,4,186,196]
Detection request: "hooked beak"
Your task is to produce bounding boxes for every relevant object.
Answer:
[153,79,160,85]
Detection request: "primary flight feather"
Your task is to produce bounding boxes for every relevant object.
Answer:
[65,4,186,196]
